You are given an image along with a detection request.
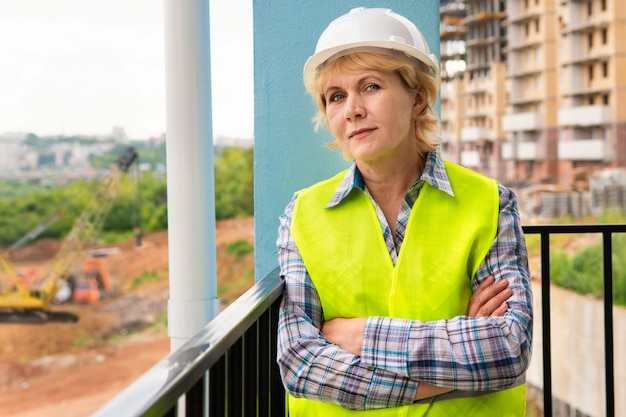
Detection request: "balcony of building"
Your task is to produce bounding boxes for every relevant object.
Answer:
[440,1,466,17]
[503,112,543,132]
[440,24,468,40]
[508,65,543,79]
[465,35,502,47]
[465,61,494,73]
[461,11,507,26]
[505,11,541,26]
[461,126,490,142]
[558,104,612,127]
[505,38,542,52]
[564,52,612,66]
[563,86,612,99]
[462,109,490,120]
[463,81,489,95]
[460,149,480,167]
[564,18,611,35]
[502,140,540,161]
[509,95,545,106]
[558,138,607,161]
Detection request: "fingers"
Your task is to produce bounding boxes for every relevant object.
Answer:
[468,276,512,317]
[492,302,509,317]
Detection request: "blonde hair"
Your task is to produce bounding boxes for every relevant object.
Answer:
[305,52,441,160]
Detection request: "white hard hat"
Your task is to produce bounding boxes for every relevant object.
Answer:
[303,7,441,89]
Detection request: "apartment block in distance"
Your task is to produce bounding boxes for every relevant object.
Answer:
[556,0,626,185]
[457,0,508,181]
[502,0,560,185]
[439,0,467,164]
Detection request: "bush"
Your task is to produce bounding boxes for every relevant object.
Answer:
[225,239,254,261]
[550,234,626,306]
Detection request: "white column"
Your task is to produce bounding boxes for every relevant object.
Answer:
[164,0,220,352]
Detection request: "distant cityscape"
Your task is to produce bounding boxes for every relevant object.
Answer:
[0,127,252,184]
[3,0,625,221]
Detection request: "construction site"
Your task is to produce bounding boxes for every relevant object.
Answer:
[0,147,255,416]
[0,217,254,417]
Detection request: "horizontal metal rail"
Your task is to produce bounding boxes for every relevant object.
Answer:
[522,223,626,417]
[92,267,284,417]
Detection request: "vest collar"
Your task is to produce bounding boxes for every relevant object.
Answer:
[325,147,455,209]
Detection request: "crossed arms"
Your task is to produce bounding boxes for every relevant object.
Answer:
[276,186,533,410]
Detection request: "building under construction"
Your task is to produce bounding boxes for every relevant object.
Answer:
[440,0,626,190]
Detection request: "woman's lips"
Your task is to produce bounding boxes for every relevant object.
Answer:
[349,128,375,140]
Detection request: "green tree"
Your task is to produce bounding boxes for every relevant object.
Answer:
[214,147,254,219]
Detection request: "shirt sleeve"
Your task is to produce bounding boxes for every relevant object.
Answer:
[360,185,533,391]
[276,195,419,411]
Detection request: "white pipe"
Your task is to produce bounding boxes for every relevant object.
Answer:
[164,0,220,352]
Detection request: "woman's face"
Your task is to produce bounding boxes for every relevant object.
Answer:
[323,68,425,165]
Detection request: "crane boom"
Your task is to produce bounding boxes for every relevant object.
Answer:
[0,146,138,323]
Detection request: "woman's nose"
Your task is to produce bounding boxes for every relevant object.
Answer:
[344,95,365,121]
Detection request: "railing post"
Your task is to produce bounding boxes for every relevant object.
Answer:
[209,356,226,416]
[243,323,259,416]
[269,298,285,415]
[258,305,272,415]
[540,231,553,417]
[603,232,615,417]
[185,375,206,416]
[228,339,244,414]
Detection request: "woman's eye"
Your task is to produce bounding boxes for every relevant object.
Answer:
[366,84,380,92]
[329,93,345,102]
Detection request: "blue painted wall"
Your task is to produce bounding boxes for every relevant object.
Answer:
[253,1,440,279]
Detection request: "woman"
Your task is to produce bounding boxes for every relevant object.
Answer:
[276,7,533,416]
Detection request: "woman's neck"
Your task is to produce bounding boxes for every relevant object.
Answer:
[357,153,424,198]
[357,154,425,237]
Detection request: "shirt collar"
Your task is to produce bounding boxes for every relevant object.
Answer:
[325,147,455,209]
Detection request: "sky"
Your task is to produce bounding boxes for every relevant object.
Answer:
[0,0,254,140]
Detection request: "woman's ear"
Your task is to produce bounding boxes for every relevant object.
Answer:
[412,86,428,118]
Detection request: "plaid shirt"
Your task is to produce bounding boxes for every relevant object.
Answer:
[276,149,533,411]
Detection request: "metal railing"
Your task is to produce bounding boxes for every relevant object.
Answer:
[523,224,625,417]
[92,267,285,417]
[93,224,625,417]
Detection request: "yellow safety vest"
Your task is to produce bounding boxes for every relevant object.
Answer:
[289,161,526,416]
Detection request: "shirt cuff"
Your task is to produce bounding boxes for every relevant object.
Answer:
[361,316,413,378]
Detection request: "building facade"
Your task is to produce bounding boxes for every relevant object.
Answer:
[440,0,467,164]
[0,133,26,174]
[446,0,509,181]
[441,0,626,188]
[502,0,560,185]
[556,0,626,184]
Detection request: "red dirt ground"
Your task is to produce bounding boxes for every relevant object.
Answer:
[0,217,255,417]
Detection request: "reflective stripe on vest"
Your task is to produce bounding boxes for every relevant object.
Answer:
[288,161,526,416]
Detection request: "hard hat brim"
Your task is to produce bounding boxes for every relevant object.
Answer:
[303,41,441,91]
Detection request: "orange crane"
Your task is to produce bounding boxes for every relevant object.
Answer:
[0,147,138,323]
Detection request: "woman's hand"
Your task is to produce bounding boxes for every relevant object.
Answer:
[412,276,512,401]
[321,317,367,356]
[322,276,511,356]
[468,275,512,317]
